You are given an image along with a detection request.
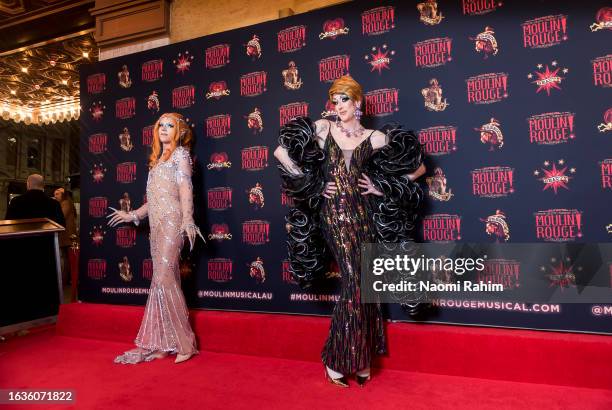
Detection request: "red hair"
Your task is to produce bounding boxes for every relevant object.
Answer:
[148,112,193,168]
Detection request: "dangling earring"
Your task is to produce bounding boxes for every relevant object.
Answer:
[355,106,362,122]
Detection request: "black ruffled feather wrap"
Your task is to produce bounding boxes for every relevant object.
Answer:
[278,118,424,288]
[365,124,424,243]
[278,117,329,288]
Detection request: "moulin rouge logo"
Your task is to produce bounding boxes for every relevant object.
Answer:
[87,73,106,94]
[426,167,453,201]
[423,214,462,242]
[417,1,443,25]
[87,259,107,280]
[242,146,268,171]
[142,59,163,82]
[173,51,194,74]
[118,127,133,152]
[471,166,514,198]
[88,133,107,154]
[590,7,612,32]
[208,223,232,242]
[528,61,568,95]
[535,209,582,242]
[601,159,612,190]
[282,259,297,285]
[321,101,337,119]
[242,220,270,245]
[142,125,154,146]
[281,191,295,207]
[479,259,520,290]
[147,91,159,113]
[279,102,308,126]
[278,25,306,53]
[117,65,132,88]
[592,55,612,88]
[527,112,575,145]
[320,18,349,40]
[282,61,303,90]
[541,257,580,289]
[534,159,575,194]
[90,162,107,183]
[319,55,350,83]
[116,162,136,184]
[206,44,230,68]
[89,197,108,218]
[466,73,508,104]
[418,126,457,156]
[462,0,502,15]
[115,97,136,119]
[471,27,499,58]
[89,101,105,121]
[206,114,231,139]
[206,81,230,100]
[142,259,153,280]
[522,15,568,49]
[362,6,395,36]
[481,210,510,242]
[598,108,612,132]
[247,183,265,210]
[118,256,132,282]
[476,118,504,150]
[421,79,448,111]
[414,37,452,68]
[364,44,394,74]
[172,85,195,109]
[89,225,106,246]
[240,71,267,97]
[248,257,266,284]
[208,258,233,283]
[246,108,263,133]
[246,35,262,59]
[208,187,232,211]
[207,152,232,171]
[116,226,136,248]
[365,88,399,117]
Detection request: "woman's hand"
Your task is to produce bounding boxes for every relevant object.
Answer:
[106,207,133,227]
[358,173,383,197]
[322,181,338,198]
[182,223,206,251]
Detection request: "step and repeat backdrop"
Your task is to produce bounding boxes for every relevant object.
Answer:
[80,0,612,333]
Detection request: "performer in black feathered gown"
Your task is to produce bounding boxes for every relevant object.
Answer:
[274,76,425,387]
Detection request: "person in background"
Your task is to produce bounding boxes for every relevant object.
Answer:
[5,174,65,227]
[54,187,78,285]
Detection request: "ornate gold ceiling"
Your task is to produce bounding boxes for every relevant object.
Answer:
[0,32,97,123]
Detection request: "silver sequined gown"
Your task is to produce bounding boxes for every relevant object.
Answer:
[114,146,198,364]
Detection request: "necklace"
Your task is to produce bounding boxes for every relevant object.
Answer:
[337,121,365,138]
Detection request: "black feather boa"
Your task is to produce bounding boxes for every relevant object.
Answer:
[278,117,329,288]
[278,118,424,288]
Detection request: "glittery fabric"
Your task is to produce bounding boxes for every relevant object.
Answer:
[115,146,198,364]
[320,131,386,375]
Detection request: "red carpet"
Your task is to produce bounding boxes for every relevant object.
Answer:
[1,303,611,410]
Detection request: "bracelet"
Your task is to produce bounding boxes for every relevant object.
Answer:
[129,211,140,226]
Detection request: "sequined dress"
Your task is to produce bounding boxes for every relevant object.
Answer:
[320,131,386,375]
[114,146,198,364]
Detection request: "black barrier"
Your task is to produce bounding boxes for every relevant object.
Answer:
[79,0,612,333]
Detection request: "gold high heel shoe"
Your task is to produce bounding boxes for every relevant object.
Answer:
[324,366,349,388]
[174,353,194,364]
